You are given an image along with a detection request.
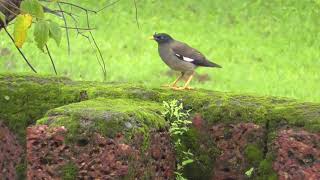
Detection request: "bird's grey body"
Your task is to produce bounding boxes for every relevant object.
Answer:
[158,41,196,75]
[151,33,221,90]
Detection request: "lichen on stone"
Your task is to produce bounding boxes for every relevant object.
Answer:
[36,98,166,144]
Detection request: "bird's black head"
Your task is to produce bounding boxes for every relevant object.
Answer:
[151,33,173,44]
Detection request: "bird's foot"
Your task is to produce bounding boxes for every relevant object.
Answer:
[171,86,194,91]
[161,84,177,88]
[171,86,186,91]
[161,84,171,88]
[171,86,184,91]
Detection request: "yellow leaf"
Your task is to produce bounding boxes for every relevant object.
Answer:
[13,14,33,48]
[24,14,33,28]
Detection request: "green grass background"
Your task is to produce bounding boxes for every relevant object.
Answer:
[1,0,320,102]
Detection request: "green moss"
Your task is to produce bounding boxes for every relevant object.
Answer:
[181,128,219,180]
[1,73,319,146]
[244,144,264,165]
[37,98,166,144]
[0,73,80,143]
[256,154,278,180]
[60,162,78,180]
[16,162,26,180]
[269,102,320,132]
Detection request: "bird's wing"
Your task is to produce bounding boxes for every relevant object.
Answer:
[171,41,212,66]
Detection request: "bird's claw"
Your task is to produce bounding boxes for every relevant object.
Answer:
[171,86,184,90]
[161,84,171,87]
[170,86,194,91]
[162,84,178,88]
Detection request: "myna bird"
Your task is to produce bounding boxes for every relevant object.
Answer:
[150,33,222,90]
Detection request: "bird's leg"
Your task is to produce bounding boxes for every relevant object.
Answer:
[162,73,183,88]
[170,72,184,87]
[172,72,195,90]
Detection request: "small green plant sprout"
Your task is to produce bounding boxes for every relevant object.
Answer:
[245,167,255,177]
[162,100,190,122]
[162,100,194,180]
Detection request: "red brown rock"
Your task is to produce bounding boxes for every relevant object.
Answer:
[0,121,23,180]
[27,125,175,179]
[272,129,320,180]
[210,123,265,180]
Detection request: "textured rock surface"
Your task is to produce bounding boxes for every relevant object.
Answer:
[0,121,23,180]
[1,74,320,179]
[272,129,320,180]
[211,123,265,180]
[27,125,175,179]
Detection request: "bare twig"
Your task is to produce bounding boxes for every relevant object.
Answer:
[53,9,89,38]
[1,0,20,12]
[3,27,37,73]
[53,10,79,18]
[88,37,105,79]
[45,44,57,75]
[0,1,19,16]
[86,12,107,80]
[57,2,70,55]
[133,0,139,28]
[59,26,96,31]
[58,1,97,13]
[97,0,121,12]
[89,31,106,81]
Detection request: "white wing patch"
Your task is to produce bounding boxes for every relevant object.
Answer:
[175,54,195,62]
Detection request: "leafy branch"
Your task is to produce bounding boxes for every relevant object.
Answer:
[0,0,120,80]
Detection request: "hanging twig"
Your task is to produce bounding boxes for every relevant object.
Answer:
[1,0,20,12]
[85,11,107,80]
[57,2,70,55]
[58,1,97,13]
[133,0,139,28]
[3,27,37,73]
[0,1,19,16]
[97,0,121,13]
[45,44,57,75]
[59,26,96,31]
[88,37,105,79]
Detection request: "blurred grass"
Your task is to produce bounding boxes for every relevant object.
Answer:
[0,0,320,102]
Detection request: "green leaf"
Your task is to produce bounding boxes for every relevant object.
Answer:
[181,159,194,166]
[34,20,49,50]
[48,21,61,46]
[245,167,254,177]
[0,11,6,25]
[20,0,44,18]
[13,14,33,48]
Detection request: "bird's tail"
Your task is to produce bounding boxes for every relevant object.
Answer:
[206,60,222,68]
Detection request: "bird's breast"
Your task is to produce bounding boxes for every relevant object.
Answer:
[158,45,171,63]
[158,45,195,72]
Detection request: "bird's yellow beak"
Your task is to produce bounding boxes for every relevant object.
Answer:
[149,36,155,40]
